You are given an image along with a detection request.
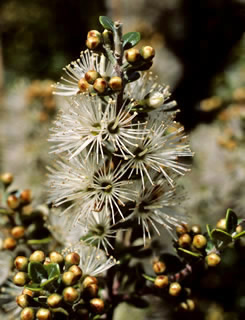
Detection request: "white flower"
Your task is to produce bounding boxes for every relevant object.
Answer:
[0,280,22,319]
[0,252,12,286]
[64,242,118,276]
[52,50,115,96]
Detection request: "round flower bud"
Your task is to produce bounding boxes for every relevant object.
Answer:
[15,256,29,271]
[236,225,243,233]
[7,194,20,209]
[145,92,164,108]
[86,36,101,50]
[216,218,226,230]
[153,261,166,274]
[154,275,169,289]
[62,271,76,286]
[169,282,182,296]
[84,283,99,298]
[69,265,83,281]
[192,234,207,249]
[87,30,102,39]
[102,29,112,45]
[186,299,195,311]
[49,251,64,265]
[65,252,80,265]
[43,257,51,266]
[63,287,79,303]
[93,78,108,93]
[125,48,140,63]
[206,253,221,267]
[30,250,45,263]
[22,288,34,297]
[85,70,100,84]
[20,307,35,320]
[47,293,62,308]
[1,172,13,186]
[20,190,32,205]
[140,46,155,60]
[13,272,28,286]
[178,233,192,248]
[179,301,188,311]
[108,76,123,91]
[83,276,98,288]
[191,224,202,234]
[176,224,188,235]
[11,226,25,239]
[90,298,105,314]
[16,294,29,308]
[3,237,17,250]
[78,78,90,93]
[36,308,52,320]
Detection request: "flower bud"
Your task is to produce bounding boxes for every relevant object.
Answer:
[63,287,79,303]
[85,70,100,84]
[191,224,202,234]
[108,76,123,91]
[78,78,90,93]
[22,288,34,297]
[169,282,182,296]
[3,237,17,250]
[216,218,226,230]
[65,252,80,265]
[16,294,29,308]
[29,250,45,263]
[90,298,105,314]
[62,271,76,286]
[236,225,243,233]
[20,190,32,204]
[206,253,221,267]
[178,233,192,248]
[15,256,29,271]
[36,308,52,320]
[179,301,188,311]
[20,307,35,320]
[192,234,207,249]
[93,78,108,93]
[13,272,28,286]
[84,283,99,298]
[7,194,20,209]
[140,46,155,60]
[102,29,112,45]
[176,224,188,235]
[83,276,98,288]
[49,251,64,265]
[153,261,166,274]
[11,226,25,239]
[87,30,101,39]
[69,265,83,281]
[86,36,101,50]
[154,275,169,289]
[186,299,195,311]
[1,172,13,186]
[47,293,62,308]
[125,48,140,63]
[145,92,164,108]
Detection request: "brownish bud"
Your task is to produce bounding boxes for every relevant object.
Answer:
[90,298,105,314]
[36,308,52,320]
[22,288,34,297]
[176,224,189,236]
[140,46,155,60]
[84,283,98,298]
[69,265,83,281]
[20,307,35,320]
[14,256,29,271]
[16,294,29,308]
[83,276,98,288]
[3,237,17,250]
[93,78,108,93]
[86,36,101,50]
[191,224,202,234]
[49,251,64,265]
[178,233,192,248]
[20,190,32,205]
[62,271,76,286]
[216,218,226,231]
[63,287,79,303]
[192,234,207,249]
[47,293,62,308]
[85,70,100,84]
[206,253,221,267]
[78,78,90,93]
[169,282,182,296]
[236,225,243,233]
[7,194,20,209]
[43,257,51,266]
[108,76,123,91]
[65,252,80,265]
[11,226,25,239]
[1,172,13,186]
[13,272,28,286]
[125,48,140,63]
[186,299,195,311]
[87,30,101,39]
[153,261,166,274]
[154,275,169,289]
[29,250,45,263]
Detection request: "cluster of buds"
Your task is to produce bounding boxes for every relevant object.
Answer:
[14,250,105,320]
[125,45,155,71]
[86,30,102,50]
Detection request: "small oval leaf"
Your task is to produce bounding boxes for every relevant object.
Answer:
[44,263,60,279]
[122,32,141,49]
[99,16,114,31]
[178,248,202,258]
[206,224,212,240]
[211,229,232,243]
[226,208,238,233]
[28,262,48,283]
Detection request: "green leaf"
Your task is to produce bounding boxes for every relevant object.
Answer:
[211,229,232,244]
[99,16,114,31]
[28,262,48,283]
[125,70,140,83]
[233,230,245,239]
[142,274,155,282]
[27,237,52,245]
[51,307,69,316]
[178,248,202,258]
[206,224,213,240]
[44,263,60,279]
[40,275,59,288]
[24,283,42,292]
[205,240,215,254]
[226,208,238,233]
[122,32,141,49]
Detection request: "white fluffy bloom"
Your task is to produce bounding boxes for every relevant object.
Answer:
[0,252,12,286]
[53,50,115,96]
[0,280,22,319]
